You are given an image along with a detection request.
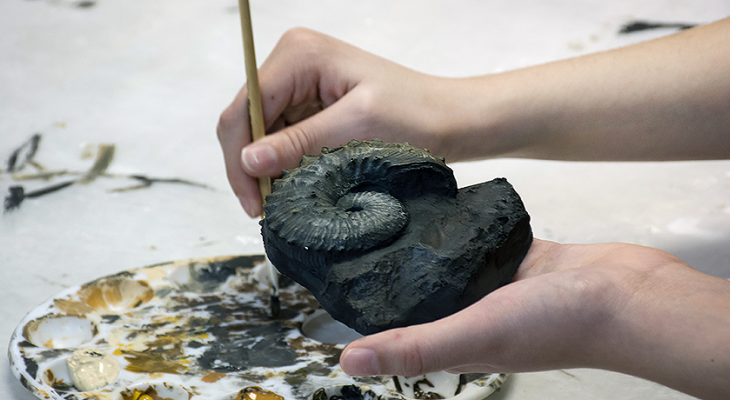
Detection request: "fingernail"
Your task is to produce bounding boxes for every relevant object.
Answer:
[238,195,257,219]
[242,143,277,174]
[341,348,380,376]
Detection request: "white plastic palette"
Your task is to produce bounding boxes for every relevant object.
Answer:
[8,255,506,400]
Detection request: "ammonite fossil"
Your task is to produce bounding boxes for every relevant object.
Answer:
[261,140,532,335]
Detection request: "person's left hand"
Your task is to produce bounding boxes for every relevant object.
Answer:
[339,239,730,400]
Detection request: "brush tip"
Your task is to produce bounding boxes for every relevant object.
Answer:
[270,295,281,318]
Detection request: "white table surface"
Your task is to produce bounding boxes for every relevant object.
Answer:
[2,0,729,399]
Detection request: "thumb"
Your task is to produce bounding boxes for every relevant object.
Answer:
[240,96,373,178]
[339,313,492,377]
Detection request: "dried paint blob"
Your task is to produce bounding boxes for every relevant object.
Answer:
[236,386,285,400]
[66,348,120,391]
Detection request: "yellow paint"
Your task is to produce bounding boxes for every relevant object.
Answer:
[121,387,181,400]
[121,348,189,374]
[150,315,183,324]
[53,299,94,315]
[236,386,284,400]
[142,266,167,282]
[74,278,154,312]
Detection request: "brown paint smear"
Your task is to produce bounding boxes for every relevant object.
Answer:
[54,278,153,314]
[201,371,226,383]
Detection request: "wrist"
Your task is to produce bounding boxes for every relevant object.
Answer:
[431,72,550,162]
[590,255,730,399]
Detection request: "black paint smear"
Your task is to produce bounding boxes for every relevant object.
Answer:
[110,174,213,192]
[619,20,697,34]
[143,321,170,330]
[22,356,39,378]
[6,133,41,173]
[460,373,489,383]
[19,375,31,391]
[198,323,298,371]
[270,295,281,319]
[392,376,403,393]
[3,181,75,212]
[101,315,121,324]
[39,349,67,360]
[313,388,328,400]
[314,385,380,400]
[342,385,378,400]
[413,378,444,400]
[4,186,25,211]
[283,361,332,387]
[194,262,239,283]
[51,381,75,392]
[25,181,75,197]
[76,0,95,8]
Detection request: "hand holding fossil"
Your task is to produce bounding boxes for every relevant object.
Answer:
[340,239,730,400]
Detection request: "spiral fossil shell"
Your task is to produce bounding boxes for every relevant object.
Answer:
[261,140,532,334]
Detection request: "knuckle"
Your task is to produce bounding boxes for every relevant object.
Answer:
[389,330,427,377]
[278,27,331,64]
[280,27,323,49]
[400,342,426,377]
[217,105,240,142]
[282,126,316,158]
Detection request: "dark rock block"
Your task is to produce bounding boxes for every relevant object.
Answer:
[261,140,532,335]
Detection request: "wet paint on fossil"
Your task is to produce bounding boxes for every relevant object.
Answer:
[261,140,533,334]
[9,255,505,400]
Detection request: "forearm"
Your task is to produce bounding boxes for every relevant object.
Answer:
[442,17,730,162]
[597,262,730,399]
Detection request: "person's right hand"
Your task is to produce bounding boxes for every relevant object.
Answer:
[217,28,470,218]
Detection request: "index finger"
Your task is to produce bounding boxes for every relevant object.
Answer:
[217,84,263,218]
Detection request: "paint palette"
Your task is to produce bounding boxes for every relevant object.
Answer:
[8,255,506,400]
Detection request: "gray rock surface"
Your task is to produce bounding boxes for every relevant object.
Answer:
[261,140,532,334]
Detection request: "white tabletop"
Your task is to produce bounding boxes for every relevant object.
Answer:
[2,0,729,399]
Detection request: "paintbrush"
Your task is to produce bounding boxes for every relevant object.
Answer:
[237,0,279,318]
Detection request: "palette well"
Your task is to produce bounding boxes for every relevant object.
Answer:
[8,255,506,400]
